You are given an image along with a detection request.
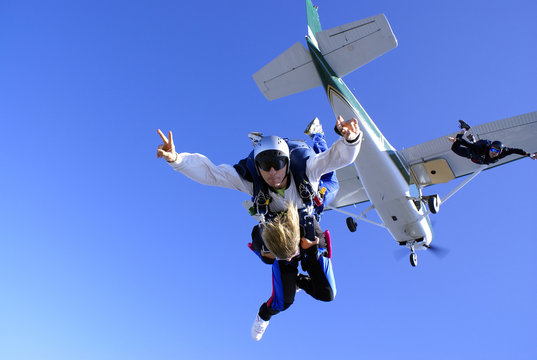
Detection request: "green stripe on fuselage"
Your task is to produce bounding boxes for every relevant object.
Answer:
[306,37,411,184]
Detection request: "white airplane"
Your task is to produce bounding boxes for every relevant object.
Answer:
[253,0,537,266]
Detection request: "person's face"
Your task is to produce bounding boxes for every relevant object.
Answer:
[257,160,288,189]
[489,147,501,158]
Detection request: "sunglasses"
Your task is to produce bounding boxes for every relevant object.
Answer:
[256,157,288,171]
[490,147,500,154]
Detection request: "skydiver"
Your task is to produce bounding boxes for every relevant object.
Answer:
[250,202,336,341]
[156,116,362,340]
[448,120,537,165]
[248,117,340,209]
[247,117,339,264]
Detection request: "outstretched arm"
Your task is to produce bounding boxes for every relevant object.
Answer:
[156,129,253,193]
[306,116,362,183]
[499,147,537,160]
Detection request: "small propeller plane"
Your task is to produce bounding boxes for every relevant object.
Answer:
[253,0,537,266]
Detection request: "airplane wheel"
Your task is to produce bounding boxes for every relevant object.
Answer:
[410,253,418,267]
[428,195,439,214]
[346,217,357,232]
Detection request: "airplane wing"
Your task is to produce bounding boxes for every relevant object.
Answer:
[399,111,537,186]
[329,111,536,209]
[328,163,370,208]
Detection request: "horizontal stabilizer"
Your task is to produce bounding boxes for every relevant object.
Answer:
[316,14,398,78]
[253,42,322,101]
[253,13,397,100]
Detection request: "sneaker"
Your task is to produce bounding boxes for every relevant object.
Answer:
[458,120,471,131]
[248,132,263,145]
[251,314,269,341]
[304,117,323,137]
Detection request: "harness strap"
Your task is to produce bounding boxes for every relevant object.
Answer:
[234,139,322,219]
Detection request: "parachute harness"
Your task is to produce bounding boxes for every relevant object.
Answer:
[254,190,270,224]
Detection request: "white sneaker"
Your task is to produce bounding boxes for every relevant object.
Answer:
[251,314,269,341]
[248,132,263,145]
[304,117,323,137]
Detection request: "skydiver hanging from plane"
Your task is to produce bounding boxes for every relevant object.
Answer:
[448,120,537,164]
[156,116,362,341]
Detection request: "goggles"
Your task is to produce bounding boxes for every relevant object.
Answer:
[490,147,501,154]
[256,157,288,172]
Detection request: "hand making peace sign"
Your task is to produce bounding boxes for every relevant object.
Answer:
[336,115,361,142]
[156,129,177,163]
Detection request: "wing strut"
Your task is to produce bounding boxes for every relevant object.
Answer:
[440,165,487,204]
[418,165,487,219]
[326,204,386,228]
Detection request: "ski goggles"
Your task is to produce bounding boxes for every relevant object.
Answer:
[256,157,288,171]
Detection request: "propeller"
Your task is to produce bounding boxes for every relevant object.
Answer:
[424,244,450,259]
[393,247,408,261]
[392,243,450,261]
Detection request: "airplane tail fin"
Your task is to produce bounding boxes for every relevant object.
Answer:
[253,1,398,101]
[306,0,322,45]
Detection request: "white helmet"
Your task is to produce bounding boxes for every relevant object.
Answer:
[253,136,290,171]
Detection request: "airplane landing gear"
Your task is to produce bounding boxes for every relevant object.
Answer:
[346,217,357,232]
[410,252,418,267]
[426,194,440,214]
[409,245,418,267]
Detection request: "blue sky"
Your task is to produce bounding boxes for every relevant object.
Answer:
[1,0,536,359]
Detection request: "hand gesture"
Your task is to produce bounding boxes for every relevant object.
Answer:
[336,115,361,141]
[530,152,537,160]
[300,236,319,250]
[156,129,177,162]
[261,250,276,261]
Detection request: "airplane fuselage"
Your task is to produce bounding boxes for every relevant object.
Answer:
[307,38,433,249]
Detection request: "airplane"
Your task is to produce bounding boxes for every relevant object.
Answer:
[252,0,537,266]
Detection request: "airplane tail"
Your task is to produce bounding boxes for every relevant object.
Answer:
[306,0,322,45]
[253,0,398,101]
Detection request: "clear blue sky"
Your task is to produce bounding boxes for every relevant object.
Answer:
[1,1,536,359]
